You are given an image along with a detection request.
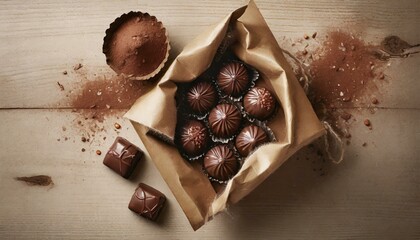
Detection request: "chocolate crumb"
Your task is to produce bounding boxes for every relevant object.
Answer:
[15,175,53,187]
[312,32,317,39]
[304,34,310,40]
[364,119,371,127]
[362,142,367,147]
[371,98,379,104]
[302,49,308,55]
[340,113,352,121]
[57,82,65,91]
[114,123,121,129]
[96,150,102,155]
[74,63,83,71]
[81,148,86,152]
[81,137,87,142]
[63,70,68,75]
[378,73,385,79]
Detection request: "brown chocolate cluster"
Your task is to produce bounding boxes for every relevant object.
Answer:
[175,56,279,183]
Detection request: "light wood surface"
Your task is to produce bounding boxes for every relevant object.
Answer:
[1,0,419,239]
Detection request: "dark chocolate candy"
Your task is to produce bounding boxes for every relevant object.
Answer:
[235,125,269,157]
[187,81,217,114]
[103,137,144,178]
[217,62,249,97]
[179,120,210,157]
[128,183,166,221]
[208,103,242,139]
[204,145,239,181]
[243,87,276,120]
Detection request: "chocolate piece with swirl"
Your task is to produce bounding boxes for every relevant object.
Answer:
[186,81,217,114]
[243,87,277,120]
[179,120,210,157]
[208,103,242,139]
[217,62,250,97]
[128,183,166,221]
[204,145,239,181]
[103,137,144,178]
[235,125,269,157]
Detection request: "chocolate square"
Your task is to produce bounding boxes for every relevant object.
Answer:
[103,137,144,178]
[128,183,166,221]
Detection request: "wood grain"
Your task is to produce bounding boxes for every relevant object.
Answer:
[0,109,419,239]
[0,0,420,239]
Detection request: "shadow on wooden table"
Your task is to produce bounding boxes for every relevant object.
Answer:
[220,144,349,238]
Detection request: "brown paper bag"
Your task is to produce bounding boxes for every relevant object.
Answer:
[125,0,325,230]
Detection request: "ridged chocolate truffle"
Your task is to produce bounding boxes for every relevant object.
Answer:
[235,125,269,157]
[187,81,217,114]
[208,103,242,139]
[103,12,169,80]
[179,120,209,157]
[217,62,249,97]
[244,87,276,120]
[204,145,239,181]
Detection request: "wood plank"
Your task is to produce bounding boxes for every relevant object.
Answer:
[0,108,419,239]
[0,0,419,108]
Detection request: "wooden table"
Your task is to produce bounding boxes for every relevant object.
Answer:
[1,0,419,239]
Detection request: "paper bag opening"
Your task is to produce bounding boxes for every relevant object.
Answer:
[125,0,325,230]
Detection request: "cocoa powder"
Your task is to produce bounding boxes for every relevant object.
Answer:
[308,30,383,107]
[15,175,53,187]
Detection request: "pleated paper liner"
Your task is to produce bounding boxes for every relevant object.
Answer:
[103,11,170,81]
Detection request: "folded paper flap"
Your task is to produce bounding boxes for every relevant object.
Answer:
[131,122,215,230]
[126,0,325,231]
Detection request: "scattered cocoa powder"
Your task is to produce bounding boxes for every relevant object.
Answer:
[15,175,53,187]
[57,82,65,91]
[340,112,352,121]
[69,74,153,122]
[309,31,383,106]
[381,36,414,55]
[74,63,83,71]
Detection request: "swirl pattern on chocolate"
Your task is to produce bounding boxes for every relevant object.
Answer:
[217,62,249,97]
[204,145,239,181]
[187,82,217,114]
[208,103,242,138]
[235,125,269,157]
[244,87,276,120]
[180,120,209,157]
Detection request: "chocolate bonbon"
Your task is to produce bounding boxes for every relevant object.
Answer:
[208,103,242,139]
[235,125,269,157]
[217,62,249,97]
[179,120,210,157]
[128,183,166,221]
[187,81,217,114]
[204,145,239,181]
[103,137,144,178]
[243,87,276,120]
